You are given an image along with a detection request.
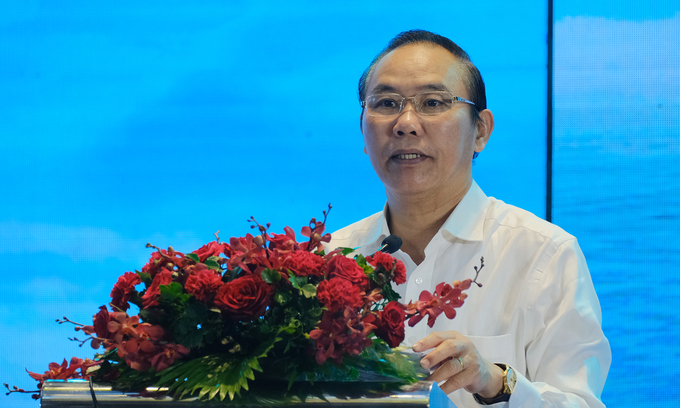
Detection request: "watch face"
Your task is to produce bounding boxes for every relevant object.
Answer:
[506,367,517,392]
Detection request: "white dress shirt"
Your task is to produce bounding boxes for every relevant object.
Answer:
[328,181,611,408]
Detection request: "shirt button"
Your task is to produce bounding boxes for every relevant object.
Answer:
[408,336,417,344]
[414,277,423,284]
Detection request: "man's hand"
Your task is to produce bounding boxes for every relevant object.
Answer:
[413,331,504,397]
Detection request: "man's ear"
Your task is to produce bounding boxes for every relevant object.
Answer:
[474,109,494,153]
[360,111,368,155]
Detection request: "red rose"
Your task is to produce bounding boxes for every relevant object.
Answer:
[366,252,407,285]
[375,301,406,347]
[284,250,326,277]
[141,269,173,309]
[316,277,364,313]
[110,272,141,311]
[192,241,226,263]
[185,270,223,302]
[326,255,368,286]
[214,274,272,319]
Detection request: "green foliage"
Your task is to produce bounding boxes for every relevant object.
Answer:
[274,289,292,305]
[355,254,375,276]
[340,247,356,256]
[172,299,208,349]
[155,355,257,400]
[185,253,200,263]
[155,338,279,401]
[205,256,222,271]
[381,283,402,302]
[160,282,190,304]
[288,273,307,290]
[136,271,152,285]
[261,268,282,284]
[300,284,316,298]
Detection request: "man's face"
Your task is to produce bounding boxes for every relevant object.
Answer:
[361,43,487,200]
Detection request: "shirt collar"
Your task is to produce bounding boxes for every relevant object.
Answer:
[360,202,391,250]
[440,180,489,243]
[365,180,490,248]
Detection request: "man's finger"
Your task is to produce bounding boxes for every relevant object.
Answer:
[438,365,478,395]
[413,331,461,352]
[420,339,467,370]
[426,357,462,383]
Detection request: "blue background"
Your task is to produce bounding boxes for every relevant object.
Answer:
[553,2,680,406]
[0,1,677,407]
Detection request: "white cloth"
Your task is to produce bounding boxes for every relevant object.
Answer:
[328,181,611,408]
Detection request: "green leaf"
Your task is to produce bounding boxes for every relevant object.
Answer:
[261,268,282,284]
[300,284,316,298]
[186,253,200,263]
[289,274,307,290]
[340,247,356,256]
[173,300,208,348]
[275,289,292,305]
[136,271,152,285]
[204,259,221,271]
[228,267,241,282]
[348,366,360,380]
[362,263,374,275]
[381,283,401,302]
[160,282,187,303]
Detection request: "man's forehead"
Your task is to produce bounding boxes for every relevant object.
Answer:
[366,43,465,94]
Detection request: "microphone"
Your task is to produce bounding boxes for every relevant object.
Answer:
[378,235,402,254]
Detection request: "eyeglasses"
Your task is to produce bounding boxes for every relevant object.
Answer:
[361,91,475,116]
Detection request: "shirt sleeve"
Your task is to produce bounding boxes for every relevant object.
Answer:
[508,239,611,408]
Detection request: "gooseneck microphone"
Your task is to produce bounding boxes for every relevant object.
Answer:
[378,235,402,254]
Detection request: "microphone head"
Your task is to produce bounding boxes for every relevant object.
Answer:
[380,235,402,254]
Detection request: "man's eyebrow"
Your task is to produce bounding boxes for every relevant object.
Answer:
[369,83,450,94]
[421,83,449,92]
[370,84,397,94]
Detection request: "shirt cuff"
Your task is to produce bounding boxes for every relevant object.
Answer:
[507,370,542,408]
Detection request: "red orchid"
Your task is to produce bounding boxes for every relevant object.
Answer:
[268,226,299,253]
[300,218,331,252]
[406,282,467,327]
[150,343,190,372]
[27,357,98,388]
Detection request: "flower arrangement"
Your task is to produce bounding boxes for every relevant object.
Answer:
[6,206,482,404]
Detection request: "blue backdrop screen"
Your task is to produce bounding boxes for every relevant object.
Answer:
[553,2,680,406]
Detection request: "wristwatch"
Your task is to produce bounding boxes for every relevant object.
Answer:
[473,363,516,405]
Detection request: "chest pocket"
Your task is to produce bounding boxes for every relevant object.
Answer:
[465,334,518,370]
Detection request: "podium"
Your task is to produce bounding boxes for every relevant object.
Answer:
[41,379,456,407]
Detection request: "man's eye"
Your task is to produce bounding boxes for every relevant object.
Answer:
[378,99,397,107]
[424,99,441,107]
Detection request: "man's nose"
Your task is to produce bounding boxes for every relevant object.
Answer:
[394,101,420,136]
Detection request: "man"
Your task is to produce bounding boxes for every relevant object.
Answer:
[329,30,611,407]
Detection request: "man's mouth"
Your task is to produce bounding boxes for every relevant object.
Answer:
[394,153,423,160]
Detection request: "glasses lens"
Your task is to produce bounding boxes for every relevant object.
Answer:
[366,94,402,116]
[416,92,453,115]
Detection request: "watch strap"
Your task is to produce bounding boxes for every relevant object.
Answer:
[473,363,516,405]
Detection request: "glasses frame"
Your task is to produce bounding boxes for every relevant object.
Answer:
[361,91,476,117]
